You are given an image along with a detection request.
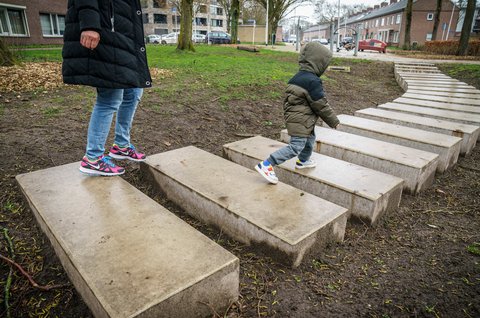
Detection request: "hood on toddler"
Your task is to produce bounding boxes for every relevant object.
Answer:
[298,42,332,77]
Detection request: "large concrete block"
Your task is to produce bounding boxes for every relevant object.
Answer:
[141,146,348,268]
[355,108,479,156]
[378,102,480,126]
[16,163,239,318]
[334,115,462,173]
[401,93,480,106]
[403,80,473,88]
[223,136,403,225]
[394,97,480,114]
[407,85,480,94]
[405,90,480,101]
[280,127,439,194]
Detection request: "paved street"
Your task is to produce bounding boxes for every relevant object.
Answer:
[264,43,480,64]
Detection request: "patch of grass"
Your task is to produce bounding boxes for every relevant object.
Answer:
[438,63,480,88]
[43,106,62,117]
[466,243,480,256]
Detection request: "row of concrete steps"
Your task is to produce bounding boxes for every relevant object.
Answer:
[355,108,479,156]
[15,62,479,317]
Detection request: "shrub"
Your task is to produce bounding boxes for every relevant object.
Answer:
[423,40,480,56]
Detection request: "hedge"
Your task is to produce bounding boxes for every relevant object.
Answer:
[423,40,480,56]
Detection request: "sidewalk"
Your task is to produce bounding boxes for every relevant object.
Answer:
[265,43,480,65]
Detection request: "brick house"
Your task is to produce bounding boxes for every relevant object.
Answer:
[342,0,459,47]
[0,0,67,45]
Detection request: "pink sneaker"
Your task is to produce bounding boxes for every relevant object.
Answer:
[108,144,146,162]
[79,155,125,176]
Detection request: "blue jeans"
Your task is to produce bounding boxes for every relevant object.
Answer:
[268,133,316,166]
[86,88,143,159]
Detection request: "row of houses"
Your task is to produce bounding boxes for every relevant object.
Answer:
[0,0,232,45]
[303,0,480,47]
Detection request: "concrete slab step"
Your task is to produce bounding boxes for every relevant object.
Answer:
[407,86,480,95]
[401,76,458,82]
[355,108,480,155]
[280,127,439,194]
[141,146,348,267]
[378,102,480,126]
[406,90,480,100]
[223,136,404,225]
[395,97,480,114]
[397,73,450,78]
[396,62,435,67]
[404,80,472,88]
[16,163,239,318]
[334,115,462,173]
[401,92,480,106]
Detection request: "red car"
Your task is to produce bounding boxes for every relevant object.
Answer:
[358,39,387,53]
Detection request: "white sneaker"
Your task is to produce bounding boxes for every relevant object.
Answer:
[295,159,317,169]
[255,162,278,184]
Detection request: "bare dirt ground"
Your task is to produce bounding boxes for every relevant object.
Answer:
[0,60,479,318]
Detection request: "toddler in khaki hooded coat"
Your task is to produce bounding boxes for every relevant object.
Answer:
[255,42,340,184]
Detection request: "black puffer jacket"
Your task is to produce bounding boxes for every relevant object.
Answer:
[62,0,152,88]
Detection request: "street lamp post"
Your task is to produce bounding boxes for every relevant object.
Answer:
[337,0,341,49]
[265,0,269,45]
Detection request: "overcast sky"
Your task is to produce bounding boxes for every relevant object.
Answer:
[286,0,391,22]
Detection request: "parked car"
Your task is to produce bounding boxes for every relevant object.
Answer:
[147,34,163,44]
[341,36,353,46]
[192,33,206,43]
[312,38,328,45]
[358,39,387,53]
[205,31,231,44]
[288,35,297,43]
[161,32,179,44]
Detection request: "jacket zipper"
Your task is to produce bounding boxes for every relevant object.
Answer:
[110,0,115,32]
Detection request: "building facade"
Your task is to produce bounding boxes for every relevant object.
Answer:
[1,0,67,45]
[343,0,459,47]
[142,0,228,36]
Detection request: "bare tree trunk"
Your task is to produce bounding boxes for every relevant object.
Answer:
[0,38,16,66]
[457,0,476,55]
[177,0,195,51]
[431,0,442,40]
[230,0,240,43]
[403,0,413,49]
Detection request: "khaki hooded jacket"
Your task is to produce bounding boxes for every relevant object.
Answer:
[284,42,339,137]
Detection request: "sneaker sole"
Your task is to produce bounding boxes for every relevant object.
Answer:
[108,152,147,162]
[79,166,125,176]
[295,164,317,170]
[254,165,278,184]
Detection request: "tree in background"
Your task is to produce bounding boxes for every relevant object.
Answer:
[431,0,443,40]
[0,38,16,66]
[217,0,233,32]
[177,0,195,51]
[230,0,241,43]
[403,0,413,49]
[256,0,299,44]
[457,0,477,55]
[241,0,266,25]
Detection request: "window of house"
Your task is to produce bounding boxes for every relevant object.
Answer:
[0,6,28,36]
[155,28,168,35]
[426,33,432,40]
[211,19,223,27]
[396,14,401,24]
[40,13,65,36]
[391,16,394,24]
[153,0,167,8]
[393,31,399,43]
[195,17,207,26]
[375,19,379,27]
[142,13,149,24]
[381,18,385,26]
[199,5,207,14]
[216,7,223,15]
[153,14,167,24]
[427,13,434,21]
[172,15,180,24]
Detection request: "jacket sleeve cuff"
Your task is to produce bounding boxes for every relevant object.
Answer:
[78,8,101,33]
